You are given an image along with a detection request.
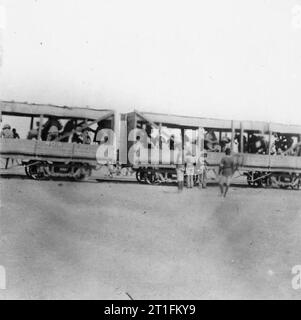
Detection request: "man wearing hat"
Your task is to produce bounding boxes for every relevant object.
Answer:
[196,151,208,189]
[1,124,14,169]
[1,124,14,139]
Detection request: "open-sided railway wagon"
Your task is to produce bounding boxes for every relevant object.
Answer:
[0,101,116,180]
[119,110,301,189]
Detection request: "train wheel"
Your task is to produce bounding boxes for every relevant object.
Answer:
[135,169,157,184]
[73,169,85,181]
[120,167,129,176]
[247,172,254,187]
[277,173,293,189]
[25,165,31,178]
[136,169,144,183]
[260,172,271,188]
[153,172,163,185]
[25,162,45,180]
[271,173,294,189]
[73,165,92,181]
[255,172,264,187]
[291,174,301,190]
[136,169,151,184]
[247,178,253,187]
[261,179,267,188]
[247,172,261,187]
[293,178,301,190]
[42,164,51,179]
[145,170,156,185]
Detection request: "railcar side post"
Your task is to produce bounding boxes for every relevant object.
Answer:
[268,122,272,170]
[240,122,244,153]
[113,111,118,161]
[268,123,272,156]
[231,120,235,152]
[159,123,162,164]
[197,126,203,159]
[38,114,43,140]
[119,113,128,164]
[126,112,137,165]
[181,128,185,164]
[30,116,34,130]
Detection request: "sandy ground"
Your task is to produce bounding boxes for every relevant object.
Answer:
[0,172,301,300]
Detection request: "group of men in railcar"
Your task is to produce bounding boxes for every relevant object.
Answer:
[23,116,107,144]
[204,129,299,156]
[0,124,20,169]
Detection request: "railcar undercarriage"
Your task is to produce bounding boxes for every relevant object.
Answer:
[23,160,93,181]
[245,171,301,190]
[134,166,301,189]
[135,167,176,185]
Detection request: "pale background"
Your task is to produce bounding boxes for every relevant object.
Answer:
[0,0,300,136]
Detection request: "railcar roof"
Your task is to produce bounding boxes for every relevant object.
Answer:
[135,111,301,135]
[0,101,114,120]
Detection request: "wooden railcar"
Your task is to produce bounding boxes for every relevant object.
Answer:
[1,101,300,188]
[119,110,301,189]
[0,101,116,180]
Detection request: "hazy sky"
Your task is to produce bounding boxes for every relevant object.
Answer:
[0,0,300,125]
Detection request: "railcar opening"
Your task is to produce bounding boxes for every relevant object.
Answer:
[0,101,116,179]
[119,110,301,188]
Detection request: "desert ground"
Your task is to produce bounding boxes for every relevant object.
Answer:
[0,167,301,300]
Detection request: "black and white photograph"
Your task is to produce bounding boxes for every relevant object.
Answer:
[0,0,301,303]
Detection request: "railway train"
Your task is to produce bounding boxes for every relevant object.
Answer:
[1,100,301,189]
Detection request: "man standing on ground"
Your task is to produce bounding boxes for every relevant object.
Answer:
[1,124,14,169]
[219,148,236,197]
[196,151,208,189]
[185,152,196,188]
